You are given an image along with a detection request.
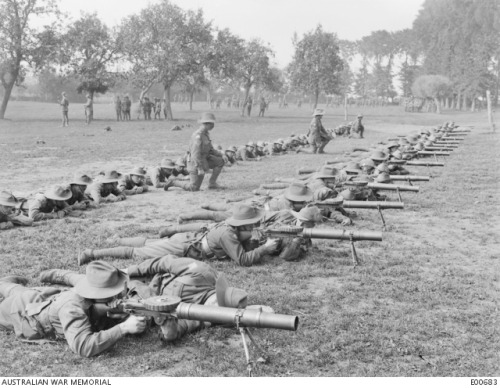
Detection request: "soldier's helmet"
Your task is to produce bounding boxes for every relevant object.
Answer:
[256,141,265,148]
[198,112,216,124]
[375,172,391,183]
[246,141,256,148]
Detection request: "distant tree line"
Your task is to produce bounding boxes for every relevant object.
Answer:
[0,0,498,119]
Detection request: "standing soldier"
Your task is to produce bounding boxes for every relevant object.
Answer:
[123,95,131,121]
[84,94,93,125]
[154,98,162,120]
[245,96,253,116]
[258,97,267,117]
[60,92,69,127]
[142,96,151,120]
[166,113,224,192]
[114,95,122,121]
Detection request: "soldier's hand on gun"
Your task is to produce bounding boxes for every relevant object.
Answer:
[264,238,279,252]
[120,315,147,335]
[135,187,144,194]
[56,210,66,219]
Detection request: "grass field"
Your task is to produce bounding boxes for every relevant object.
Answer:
[0,101,498,377]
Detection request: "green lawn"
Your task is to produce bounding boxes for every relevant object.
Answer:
[0,101,498,376]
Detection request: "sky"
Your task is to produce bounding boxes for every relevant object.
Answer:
[58,0,425,67]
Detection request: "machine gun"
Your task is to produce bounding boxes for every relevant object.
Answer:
[260,226,382,266]
[367,182,419,202]
[313,197,404,229]
[98,295,298,376]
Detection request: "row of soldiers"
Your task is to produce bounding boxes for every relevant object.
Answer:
[0,112,461,365]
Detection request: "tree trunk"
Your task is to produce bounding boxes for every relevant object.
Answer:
[462,93,467,111]
[344,94,348,120]
[0,80,16,120]
[486,90,496,132]
[206,88,212,109]
[434,97,441,114]
[455,92,461,110]
[163,85,174,120]
[189,90,194,111]
[313,89,319,110]
[471,97,476,112]
[241,85,250,117]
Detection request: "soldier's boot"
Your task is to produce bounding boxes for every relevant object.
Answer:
[178,210,217,223]
[318,140,329,154]
[78,247,134,266]
[115,237,147,247]
[159,223,208,238]
[0,276,29,298]
[260,183,288,190]
[201,203,230,211]
[207,166,223,189]
[39,270,83,287]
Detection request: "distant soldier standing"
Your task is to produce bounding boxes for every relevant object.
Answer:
[154,98,162,120]
[84,94,93,125]
[114,95,122,121]
[166,113,224,191]
[245,96,253,116]
[258,97,267,117]
[60,92,69,127]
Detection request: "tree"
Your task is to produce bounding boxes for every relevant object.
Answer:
[288,25,344,109]
[63,13,119,104]
[412,74,452,114]
[119,0,212,120]
[0,0,60,119]
[414,0,500,108]
[233,39,275,116]
[393,29,422,97]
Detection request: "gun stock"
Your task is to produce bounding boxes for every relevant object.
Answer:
[407,161,444,167]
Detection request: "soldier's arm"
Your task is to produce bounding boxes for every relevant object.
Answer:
[8,214,34,227]
[28,197,58,221]
[150,167,166,188]
[190,135,204,168]
[59,300,125,358]
[218,229,272,267]
[85,184,103,205]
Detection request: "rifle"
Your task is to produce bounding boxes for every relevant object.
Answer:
[99,296,299,376]
[389,175,430,183]
[434,140,460,145]
[367,182,419,202]
[260,226,382,266]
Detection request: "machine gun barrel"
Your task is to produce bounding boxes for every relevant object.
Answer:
[389,175,430,182]
[342,200,404,209]
[300,228,383,241]
[407,161,444,167]
[418,151,450,156]
[176,302,298,331]
[424,146,455,151]
[367,182,419,192]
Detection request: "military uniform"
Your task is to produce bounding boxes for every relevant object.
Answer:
[85,182,125,205]
[118,174,149,195]
[27,193,70,221]
[82,222,273,267]
[0,284,125,358]
[114,97,122,121]
[235,146,258,161]
[60,95,69,127]
[171,123,224,192]
[308,115,331,153]
[84,96,93,125]
[350,117,364,138]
